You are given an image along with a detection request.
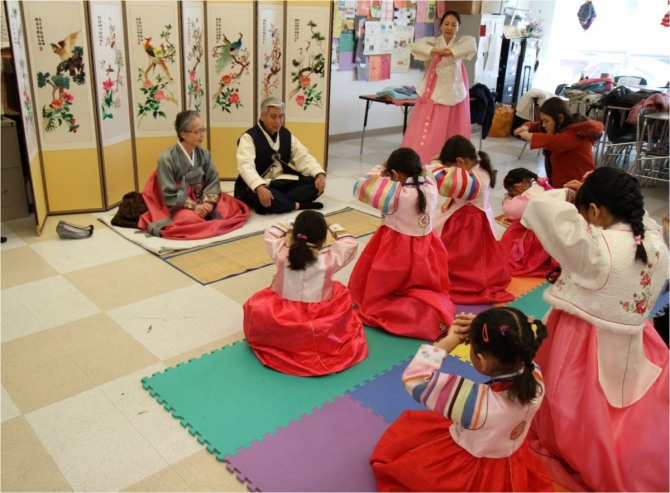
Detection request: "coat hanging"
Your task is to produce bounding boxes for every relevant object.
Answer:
[577,1,597,30]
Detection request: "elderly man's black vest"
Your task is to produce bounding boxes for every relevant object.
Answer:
[234,124,297,195]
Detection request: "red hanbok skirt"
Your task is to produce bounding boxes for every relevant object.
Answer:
[529,309,669,492]
[138,170,249,239]
[243,282,368,377]
[370,410,554,492]
[440,205,514,304]
[499,220,559,277]
[348,226,455,341]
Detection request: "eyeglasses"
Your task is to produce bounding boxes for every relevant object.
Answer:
[188,127,207,135]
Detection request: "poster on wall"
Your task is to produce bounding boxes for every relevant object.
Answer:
[89,1,132,145]
[285,5,329,123]
[182,1,207,118]
[258,3,284,103]
[126,1,181,137]
[391,24,414,73]
[363,21,394,55]
[23,1,97,151]
[207,2,253,128]
[5,1,38,159]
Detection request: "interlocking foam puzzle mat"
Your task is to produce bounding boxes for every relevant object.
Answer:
[142,281,555,491]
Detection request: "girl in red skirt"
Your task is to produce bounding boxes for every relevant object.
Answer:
[243,210,368,376]
[370,307,554,492]
[500,168,558,277]
[432,135,514,303]
[349,147,456,341]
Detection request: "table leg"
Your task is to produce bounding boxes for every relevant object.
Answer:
[402,106,410,134]
[360,100,373,154]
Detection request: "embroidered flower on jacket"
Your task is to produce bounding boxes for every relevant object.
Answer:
[621,262,655,315]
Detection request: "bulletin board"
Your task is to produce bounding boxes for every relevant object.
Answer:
[331,0,442,81]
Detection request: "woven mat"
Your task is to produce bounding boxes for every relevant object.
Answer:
[162,208,380,285]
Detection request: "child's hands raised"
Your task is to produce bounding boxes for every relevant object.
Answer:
[433,313,474,352]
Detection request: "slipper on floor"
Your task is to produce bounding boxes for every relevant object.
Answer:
[56,221,94,240]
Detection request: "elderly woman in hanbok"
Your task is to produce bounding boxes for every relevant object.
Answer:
[138,110,249,239]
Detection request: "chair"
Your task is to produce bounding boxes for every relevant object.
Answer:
[628,107,669,186]
[597,105,638,169]
[614,76,648,87]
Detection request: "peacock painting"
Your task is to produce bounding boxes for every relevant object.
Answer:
[211,31,250,113]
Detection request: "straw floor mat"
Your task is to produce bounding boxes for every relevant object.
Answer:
[162,207,380,285]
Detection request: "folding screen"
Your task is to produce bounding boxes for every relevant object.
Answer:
[89,0,136,206]
[23,0,103,213]
[126,0,181,185]
[4,0,47,231]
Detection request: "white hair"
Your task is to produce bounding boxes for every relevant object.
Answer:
[260,97,284,115]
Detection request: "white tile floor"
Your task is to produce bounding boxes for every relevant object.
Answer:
[1,131,668,491]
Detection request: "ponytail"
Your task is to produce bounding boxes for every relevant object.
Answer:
[468,307,547,405]
[477,150,497,188]
[386,147,426,214]
[575,167,648,264]
[287,210,328,271]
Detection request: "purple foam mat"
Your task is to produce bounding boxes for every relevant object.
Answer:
[225,395,389,492]
[348,356,487,424]
[455,303,493,315]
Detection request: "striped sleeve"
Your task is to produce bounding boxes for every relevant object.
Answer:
[402,344,488,430]
[353,166,402,214]
[429,164,481,200]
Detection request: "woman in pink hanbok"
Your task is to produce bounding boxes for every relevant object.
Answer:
[401,10,476,165]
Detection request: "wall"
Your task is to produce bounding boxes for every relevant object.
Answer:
[327,0,561,137]
[328,69,422,136]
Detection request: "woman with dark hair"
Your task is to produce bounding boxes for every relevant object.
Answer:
[138,110,249,239]
[514,96,603,187]
[401,10,477,164]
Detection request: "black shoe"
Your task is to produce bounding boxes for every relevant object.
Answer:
[299,201,324,210]
[56,221,94,239]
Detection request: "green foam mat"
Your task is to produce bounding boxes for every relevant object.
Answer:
[507,281,551,319]
[142,327,421,459]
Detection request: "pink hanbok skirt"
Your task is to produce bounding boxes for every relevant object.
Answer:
[348,225,455,341]
[529,309,669,492]
[138,170,249,239]
[243,282,368,377]
[401,59,471,164]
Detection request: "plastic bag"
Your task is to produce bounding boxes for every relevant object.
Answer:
[488,104,515,137]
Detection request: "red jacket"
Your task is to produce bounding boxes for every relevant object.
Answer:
[527,119,603,188]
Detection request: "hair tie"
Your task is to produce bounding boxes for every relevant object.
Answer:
[296,233,307,241]
[499,325,509,336]
[525,361,534,372]
[634,235,643,246]
[482,323,489,342]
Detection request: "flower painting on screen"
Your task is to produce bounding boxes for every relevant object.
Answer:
[289,19,325,111]
[211,32,250,113]
[136,23,178,125]
[36,31,85,133]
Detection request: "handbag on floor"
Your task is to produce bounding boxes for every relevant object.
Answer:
[111,191,148,228]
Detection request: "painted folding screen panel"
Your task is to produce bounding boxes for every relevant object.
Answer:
[182,1,207,117]
[126,1,182,136]
[126,1,181,185]
[5,0,47,229]
[23,0,104,212]
[285,4,330,123]
[23,1,98,150]
[257,2,284,103]
[207,1,254,128]
[89,0,136,206]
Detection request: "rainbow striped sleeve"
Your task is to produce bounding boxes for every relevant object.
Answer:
[430,165,481,200]
[403,344,488,430]
[353,168,401,214]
